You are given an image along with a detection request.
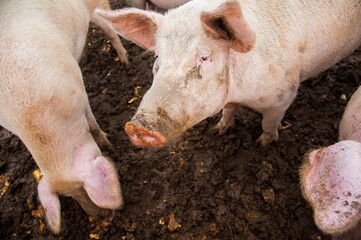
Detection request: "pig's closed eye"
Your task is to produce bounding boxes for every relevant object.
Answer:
[197,55,212,67]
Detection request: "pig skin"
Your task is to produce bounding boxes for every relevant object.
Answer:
[0,0,124,234]
[97,0,361,147]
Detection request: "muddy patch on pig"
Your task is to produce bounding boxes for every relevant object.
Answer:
[0,1,360,239]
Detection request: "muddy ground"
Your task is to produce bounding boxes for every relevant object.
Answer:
[1,1,360,239]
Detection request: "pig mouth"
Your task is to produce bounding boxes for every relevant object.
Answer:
[125,122,166,148]
[98,209,115,228]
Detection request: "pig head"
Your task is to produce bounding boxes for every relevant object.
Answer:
[98,0,361,148]
[0,0,123,234]
[300,86,361,238]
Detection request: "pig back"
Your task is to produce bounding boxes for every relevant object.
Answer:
[0,0,90,150]
[242,0,361,81]
[0,0,89,63]
[294,0,361,80]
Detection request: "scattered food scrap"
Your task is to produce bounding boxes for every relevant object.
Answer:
[0,175,10,198]
[31,205,44,219]
[262,188,276,204]
[32,169,42,182]
[89,233,99,239]
[168,213,181,232]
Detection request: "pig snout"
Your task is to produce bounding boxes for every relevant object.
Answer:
[299,86,361,238]
[300,141,361,236]
[124,107,182,148]
[97,209,115,228]
[125,122,165,148]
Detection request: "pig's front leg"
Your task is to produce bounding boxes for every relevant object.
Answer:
[85,107,113,151]
[38,179,61,234]
[214,103,240,134]
[257,108,282,145]
[145,1,166,13]
[69,187,115,228]
[125,0,147,9]
[91,12,129,64]
[256,90,298,146]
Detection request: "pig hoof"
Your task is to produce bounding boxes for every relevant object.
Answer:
[213,119,235,135]
[213,124,230,135]
[119,52,129,65]
[256,131,279,146]
[100,140,115,152]
[91,130,115,152]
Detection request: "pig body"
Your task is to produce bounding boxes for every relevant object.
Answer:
[0,0,123,233]
[97,0,361,148]
[300,86,361,239]
[126,0,190,12]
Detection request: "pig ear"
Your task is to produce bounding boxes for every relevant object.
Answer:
[200,1,256,53]
[95,8,164,50]
[38,179,61,234]
[81,156,123,209]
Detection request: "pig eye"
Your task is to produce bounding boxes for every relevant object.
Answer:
[197,55,212,67]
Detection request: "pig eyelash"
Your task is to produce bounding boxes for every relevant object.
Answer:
[197,56,212,67]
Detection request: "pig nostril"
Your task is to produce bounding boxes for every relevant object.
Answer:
[132,133,138,141]
[144,135,156,143]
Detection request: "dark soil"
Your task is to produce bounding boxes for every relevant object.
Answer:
[1,1,360,239]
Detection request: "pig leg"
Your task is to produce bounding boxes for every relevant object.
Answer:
[257,69,299,145]
[257,108,282,145]
[125,0,146,9]
[257,91,297,145]
[69,187,115,227]
[79,38,89,65]
[38,178,61,234]
[85,107,113,151]
[146,2,165,13]
[214,103,240,134]
[91,12,129,64]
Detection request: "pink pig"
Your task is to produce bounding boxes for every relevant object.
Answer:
[97,0,361,148]
[300,85,361,239]
[0,0,124,234]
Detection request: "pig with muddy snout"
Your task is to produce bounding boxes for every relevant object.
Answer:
[299,85,361,239]
[97,0,361,148]
[0,0,125,234]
